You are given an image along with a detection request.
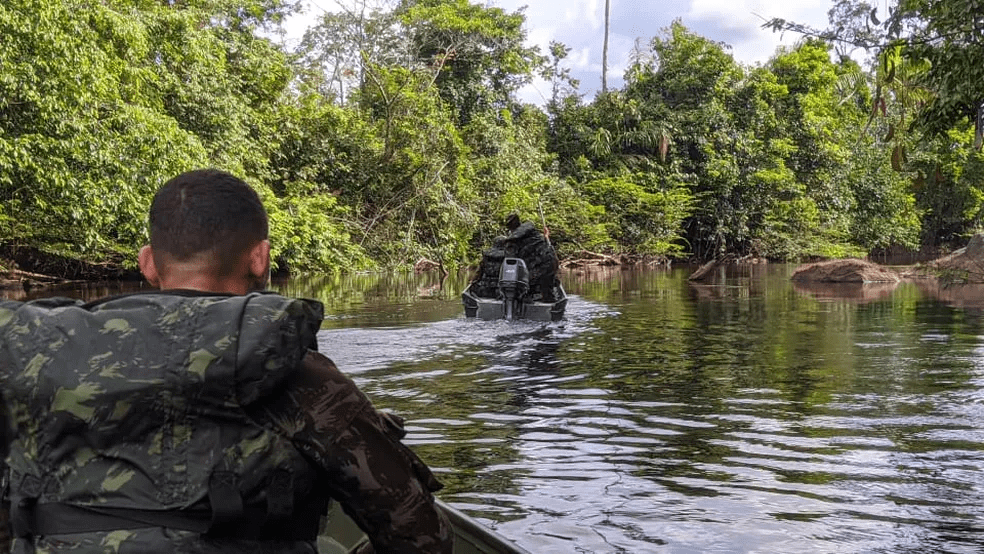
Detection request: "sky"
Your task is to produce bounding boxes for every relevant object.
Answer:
[278,0,835,105]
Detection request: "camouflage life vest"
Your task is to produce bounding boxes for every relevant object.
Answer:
[472,237,508,298]
[505,222,559,300]
[0,292,326,541]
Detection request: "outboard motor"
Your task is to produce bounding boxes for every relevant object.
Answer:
[498,257,529,320]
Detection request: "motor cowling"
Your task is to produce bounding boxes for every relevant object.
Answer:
[498,258,529,320]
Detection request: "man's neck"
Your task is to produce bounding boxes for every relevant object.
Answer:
[157,267,253,296]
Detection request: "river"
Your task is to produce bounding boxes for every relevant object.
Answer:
[6,264,984,553]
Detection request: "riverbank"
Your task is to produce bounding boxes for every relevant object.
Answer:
[0,240,960,296]
[0,246,141,293]
[0,244,676,294]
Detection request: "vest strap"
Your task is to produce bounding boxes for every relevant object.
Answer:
[10,499,325,540]
[11,502,211,536]
[266,469,294,520]
[207,471,244,527]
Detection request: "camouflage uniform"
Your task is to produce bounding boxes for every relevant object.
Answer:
[1,401,10,553]
[470,237,508,298]
[0,291,451,554]
[504,222,559,302]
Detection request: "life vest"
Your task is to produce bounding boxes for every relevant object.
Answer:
[0,291,327,541]
[505,222,558,299]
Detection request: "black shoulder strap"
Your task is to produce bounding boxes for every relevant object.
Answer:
[81,289,236,310]
[12,502,211,536]
[207,471,244,527]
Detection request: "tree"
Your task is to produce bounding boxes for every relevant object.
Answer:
[0,1,210,260]
[0,0,372,273]
[908,127,984,247]
[543,41,581,112]
[579,172,693,256]
[296,0,403,103]
[623,22,749,259]
[396,0,543,125]
[763,0,981,250]
[765,0,984,139]
[766,40,921,257]
[602,0,610,93]
[343,63,476,268]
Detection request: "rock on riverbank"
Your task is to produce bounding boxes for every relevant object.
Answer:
[917,234,984,283]
[791,258,902,283]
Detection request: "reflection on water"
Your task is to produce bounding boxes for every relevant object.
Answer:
[301,265,984,554]
[1,280,153,302]
[792,280,900,304]
[276,272,466,328]
[912,279,984,310]
[9,266,984,552]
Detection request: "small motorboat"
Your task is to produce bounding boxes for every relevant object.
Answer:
[318,497,532,554]
[461,257,567,321]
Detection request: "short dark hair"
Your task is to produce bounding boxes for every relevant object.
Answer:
[505,213,521,231]
[149,169,268,274]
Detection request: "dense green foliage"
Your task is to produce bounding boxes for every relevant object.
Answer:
[0,0,368,270]
[766,0,984,250]
[1,0,981,275]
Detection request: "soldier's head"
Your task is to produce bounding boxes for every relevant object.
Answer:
[138,169,271,294]
[505,213,521,232]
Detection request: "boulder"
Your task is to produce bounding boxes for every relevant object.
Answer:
[791,258,901,283]
[965,234,984,258]
[921,234,984,283]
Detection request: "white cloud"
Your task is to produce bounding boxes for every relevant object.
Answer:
[275,0,834,104]
[495,0,835,101]
[683,0,831,65]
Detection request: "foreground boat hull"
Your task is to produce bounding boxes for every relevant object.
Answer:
[318,499,531,554]
[461,283,567,322]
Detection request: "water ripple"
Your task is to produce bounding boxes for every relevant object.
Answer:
[315,271,984,553]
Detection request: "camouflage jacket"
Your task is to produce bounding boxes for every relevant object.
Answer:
[471,237,508,298]
[504,222,559,299]
[0,291,451,554]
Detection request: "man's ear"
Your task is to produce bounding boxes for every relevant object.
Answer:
[138,245,161,288]
[247,239,271,286]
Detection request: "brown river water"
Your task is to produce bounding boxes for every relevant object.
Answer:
[7,264,984,553]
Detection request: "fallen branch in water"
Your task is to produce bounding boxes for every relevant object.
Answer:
[560,250,623,268]
[0,268,87,291]
[413,257,447,274]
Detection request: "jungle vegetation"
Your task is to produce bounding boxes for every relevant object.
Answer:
[2,0,983,274]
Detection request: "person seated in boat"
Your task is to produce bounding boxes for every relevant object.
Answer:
[503,213,560,303]
[470,235,508,298]
[0,169,452,554]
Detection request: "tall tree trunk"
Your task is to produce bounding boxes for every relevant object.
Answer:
[602,0,609,93]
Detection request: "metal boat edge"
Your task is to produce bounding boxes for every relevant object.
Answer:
[461,282,567,322]
[317,498,532,554]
